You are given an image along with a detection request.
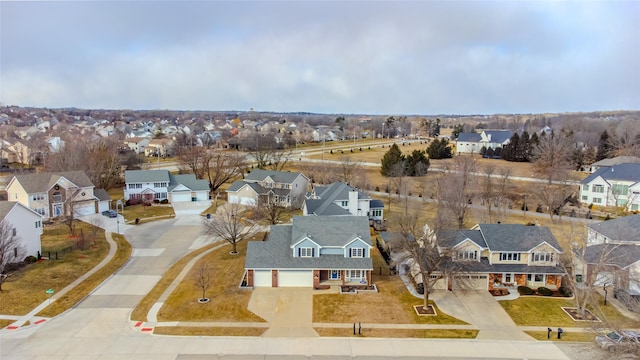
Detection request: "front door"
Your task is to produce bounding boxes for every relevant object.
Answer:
[53,203,64,217]
[330,270,341,280]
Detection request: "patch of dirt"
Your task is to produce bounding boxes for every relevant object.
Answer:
[561,307,600,322]
[489,289,510,296]
[413,305,437,316]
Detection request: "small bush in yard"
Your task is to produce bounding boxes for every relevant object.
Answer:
[558,286,573,297]
[518,285,534,295]
[537,287,553,296]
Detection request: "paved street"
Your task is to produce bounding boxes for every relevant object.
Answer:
[0,202,576,359]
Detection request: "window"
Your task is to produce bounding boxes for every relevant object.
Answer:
[349,270,363,278]
[341,201,348,207]
[35,208,46,216]
[457,250,477,261]
[593,197,602,204]
[371,209,382,217]
[154,192,167,200]
[576,274,583,283]
[581,195,588,201]
[153,182,167,188]
[52,191,62,202]
[350,248,364,258]
[499,252,520,261]
[534,274,544,282]
[505,274,512,282]
[35,221,41,228]
[632,204,639,211]
[32,193,45,201]
[129,183,142,189]
[533,252,554,262]
[582,184,589,191]
[593,184,604,193]
[299,247,313,257]
[527,274,532,281]
[612,184,629,196]
[12,228,16,236]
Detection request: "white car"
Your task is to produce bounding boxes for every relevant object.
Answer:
[595,331,640,351]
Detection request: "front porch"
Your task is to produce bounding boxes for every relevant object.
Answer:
[489,273,562,291]
[314,269,372,290]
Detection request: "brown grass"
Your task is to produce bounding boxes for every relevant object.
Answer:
[0,221,110,315]
[315,327,478,338]
[123,204,175,223]
[38,233,132,317]
[156,237,265,323]
[0,319,14,329]
[525,331,595,342]
[153,326,266,336]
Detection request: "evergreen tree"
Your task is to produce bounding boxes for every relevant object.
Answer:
[596,130,611,161]
[451,124,465,139]
[406,149,430,176]
[502,133,520,161]
[426,138,452,159]
[515,131,531,162]
[381,143,405,176]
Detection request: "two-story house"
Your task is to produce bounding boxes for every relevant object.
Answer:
[122,137,150,154]
[579,163,640,211]
[431,224,564,291]
[303,182,384,222]
[124,170,210,203]
[144,138,174,157]
[226,169,310,209]
[244,216,373,288]
[455,130,513,154]
[6,171,108,220]
[0,201,43,261]
[576,215,640,298]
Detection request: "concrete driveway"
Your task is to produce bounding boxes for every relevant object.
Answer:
[249,287,318,337]
[431,290,532,340]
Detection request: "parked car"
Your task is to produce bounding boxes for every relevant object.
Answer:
[596,331,640,351]
[102,210,117,218]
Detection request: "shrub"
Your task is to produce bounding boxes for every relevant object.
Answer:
[415,282,424,295]
[160,199,169,204]
[375,186,380,192]
[537,287,553,296]
[558,286,573,297]
[153,199,160,204]
[135,218,140,225]
[517,286,534,295]
[24,255,37,264]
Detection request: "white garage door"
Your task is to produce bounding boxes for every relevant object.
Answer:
[453,275,488,290]
[228,195,239,204]
[195,191,209,201]
[253,270,272,287]
[278,270,313,287]
[75,203,95,216]
[98,201,110,213]
[171,192,192,202]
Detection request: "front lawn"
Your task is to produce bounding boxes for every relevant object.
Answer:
[315,328,478,338]
[122,203,175,223]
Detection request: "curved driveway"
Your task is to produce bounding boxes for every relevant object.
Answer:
[1,203,571,360]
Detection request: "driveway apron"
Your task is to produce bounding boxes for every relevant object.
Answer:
[249,287,318,337]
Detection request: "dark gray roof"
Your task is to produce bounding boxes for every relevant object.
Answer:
[12,171,94,193]
[583,244,640,268]
[439,229,487,249]
[227,180,289,196]
[304,182,372,216]
[476,224,562,252]
[245,215,373,270]
[227,180,249,192]
[94,189,111,201]
[581,163,640,184]
[370,199,384,209]
[0,201,18,220]
[245,169,304,184]
[483,130,513,144]
[168,174,210,192]
[456,132,482,142]
[477,258,564,274]
[587,215,640,243]
[305,199,351,216]
[125,170,170,183]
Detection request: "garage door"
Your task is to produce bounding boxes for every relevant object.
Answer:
[171,192,192,202]
[195,191,209,201]
[228,195,239,204]
[278,270,313,287]
[75,203,96,216]
[453,275,488,290]
[98,201,110,213]
[253,270,272,287]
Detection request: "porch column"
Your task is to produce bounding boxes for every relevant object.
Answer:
[247,270,254,287]
[366,270,371,285]
[313,270,320,288]
[341,270,345,285]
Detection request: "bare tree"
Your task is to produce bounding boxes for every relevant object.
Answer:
[0,220,25,291]
[531,131,575,182]
[269,149,293,172]
[256,194,286,225]
[338,156,362,185]
[193,262,212,302]
[534,181,573,221]
[208,151,246,192]
[479,164,496,223]
[176,144,211,180]
[88,216,104,245]
[435,157,476,229]
[202,203,260,254]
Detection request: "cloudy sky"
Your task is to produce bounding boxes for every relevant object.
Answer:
[1,1,638,115]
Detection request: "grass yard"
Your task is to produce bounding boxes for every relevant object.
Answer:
[123,203,175,223]
[313,246,467,325]
[499,295,640,329]
[0,221,111,315]
[38,233,131,317]
[154,326,266,336]
[156,237,265,323]
[525,331,595,342]
[0,319,14,329]
[315,327,478,338]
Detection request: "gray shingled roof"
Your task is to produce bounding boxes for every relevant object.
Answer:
[581,163,640,184]
[12,171,94,193]
[439,229,487,249]
[478,258,564,274]
[0,201,18,220]
[168,174,210,191]
[592,156,640,167]
[304,182,371,216]
[456,133,482,142]
[245,169,303,184]
[370,199,384,209]
[483,130,513,144]
[583,244,640,268]
[245,216,373,270]
[94,189,111,201]
[587,215,640,243]
[476,224,562,252]
[124,170,170,183]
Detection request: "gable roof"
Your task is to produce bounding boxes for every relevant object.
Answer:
[168,174,210,192]
[289,216,371,247]
[456,132,482,142]
[305,182,370,216]
[439,229,487,249]
[94,189,111,202]
[583,244,640,269]
[475,224,562,252]
[581,163,640,184]
[482,130,513,144]
[125,170,170,183]
[245,169,304,184]
[0,201,41,221]
[12,171,94,193]
[587,215,640,243]
[592,156,640,168]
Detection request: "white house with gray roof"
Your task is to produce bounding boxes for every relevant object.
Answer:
[0,201,43,261]
[429,224,564,291]
[244,216,373,288]
[579,163,640,211]
[304,182,384,221]
[455,130,513,154]
[226,169,310,209]
[124,170,210,203]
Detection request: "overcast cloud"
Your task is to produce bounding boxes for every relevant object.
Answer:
[1,1,638,114]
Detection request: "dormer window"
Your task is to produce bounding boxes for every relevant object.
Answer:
[350,248,364,258]
[532,252,554,262]
[341,201,348,207]
[299,247,313,257]
[499,252,520,261]
[52,191,62,202]
[457,250,477,261]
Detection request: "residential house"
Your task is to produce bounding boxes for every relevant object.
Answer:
[226,169,310,209]
[0,201,43,260]
[579,163,640,211]
[583,156,640,173]
[144,138,174,157]
[455,130,513,154]
[576,215,640,298]
[410,224,564,291]
[303,182,384,222]
[6,171,108,220]
[124,170,210,203]
[122,137,150,154]
[244,216,373,288]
